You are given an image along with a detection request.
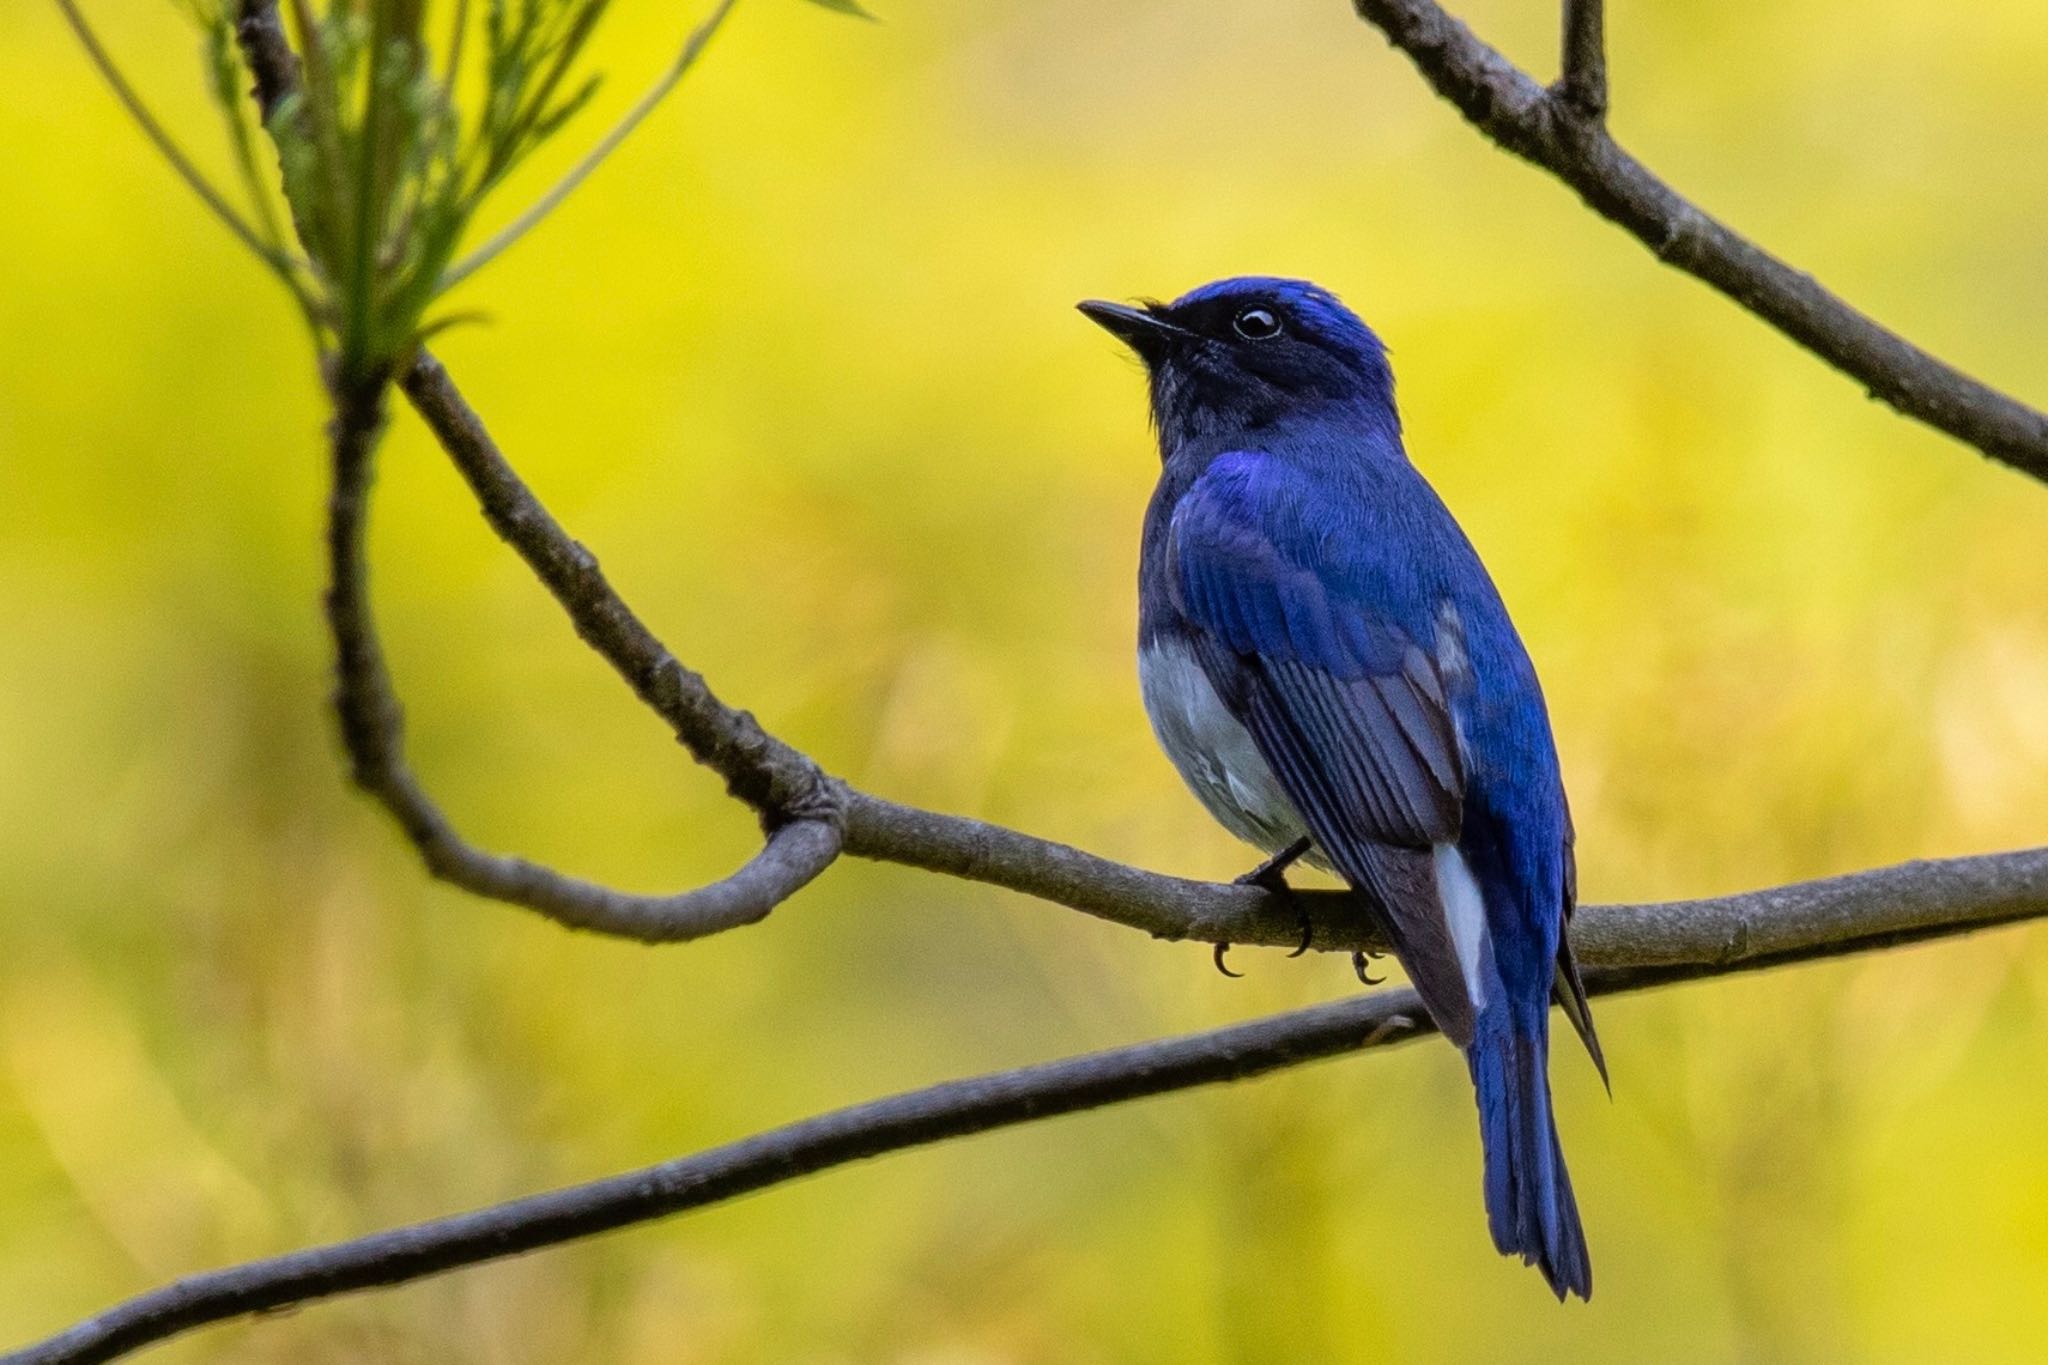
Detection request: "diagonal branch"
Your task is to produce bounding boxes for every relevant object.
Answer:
[389,357,838,825]
[12,845,2048,1365]
[1352,0,2048,483]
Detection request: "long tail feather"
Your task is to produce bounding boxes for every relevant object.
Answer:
[1468,1006,1592,1300]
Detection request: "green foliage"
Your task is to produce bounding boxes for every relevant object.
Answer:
[151,0,858,377]
[237,0,618,375]
[72,0,878,379]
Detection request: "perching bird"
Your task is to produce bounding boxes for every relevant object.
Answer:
[1081,277,1603,1300]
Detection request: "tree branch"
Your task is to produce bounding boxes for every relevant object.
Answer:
[394,357,2048,973]
[12,845,2047,1365]
[209,1,850,941]
[1556,0,1606,118]
[1351,0,2048,483]
[389,357,838,825]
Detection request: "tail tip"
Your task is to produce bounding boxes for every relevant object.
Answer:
[1472,1018,1594,1303]
[1492,1207,1592,1302]
[1537,1236,1593,1302]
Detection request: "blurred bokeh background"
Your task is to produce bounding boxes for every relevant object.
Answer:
[4,0,2048,1359]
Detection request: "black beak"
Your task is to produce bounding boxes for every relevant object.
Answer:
[1077,299,1187,362]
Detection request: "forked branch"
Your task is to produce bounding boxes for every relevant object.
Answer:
[1352,0,2048,482]
[326,368,842,940]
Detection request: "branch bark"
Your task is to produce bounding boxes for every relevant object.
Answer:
[1352,0,2048,483]
[1556,0,1606,117]
[232,0,298,116]
[11,845,2047,1365]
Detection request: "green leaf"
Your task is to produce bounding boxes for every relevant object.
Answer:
[530,73,602,145]
[801,0,878,20]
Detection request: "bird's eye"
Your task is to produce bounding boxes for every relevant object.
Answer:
[1232,307,1282,341]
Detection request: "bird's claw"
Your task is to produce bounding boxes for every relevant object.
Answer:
[1213,942,1245,978]
[1286,905,1313,958]
[1351,951,1385,986]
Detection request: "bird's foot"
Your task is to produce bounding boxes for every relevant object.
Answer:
[1234,836,1312,893]
[1231,836,1315,958]
[1351,950,1386,986]
[1213,839,1315,977]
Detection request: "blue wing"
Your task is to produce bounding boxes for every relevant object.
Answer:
[1168,452,1484,1043]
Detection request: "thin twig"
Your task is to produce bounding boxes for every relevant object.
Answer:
[12,849,2048,1364]
[439,0,470,98]
[437,0,743,291]
[1557,0,1606,117]
[232,0,299,116]
[51,0,302,284]
[204,21,291,254]
[1352,0,2048,482]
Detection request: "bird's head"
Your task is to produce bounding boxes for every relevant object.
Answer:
[1079,276,1397,446]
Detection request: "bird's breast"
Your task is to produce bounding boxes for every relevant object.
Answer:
[1137,636,1309,856]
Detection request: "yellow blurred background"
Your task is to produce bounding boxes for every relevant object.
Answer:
[4,0,2048,1359]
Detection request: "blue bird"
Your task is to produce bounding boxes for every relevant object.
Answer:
[1081,277,1603,1300]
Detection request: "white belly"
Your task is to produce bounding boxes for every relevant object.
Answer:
[1138,637,1494,1010]
[1138,639,1310,856]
